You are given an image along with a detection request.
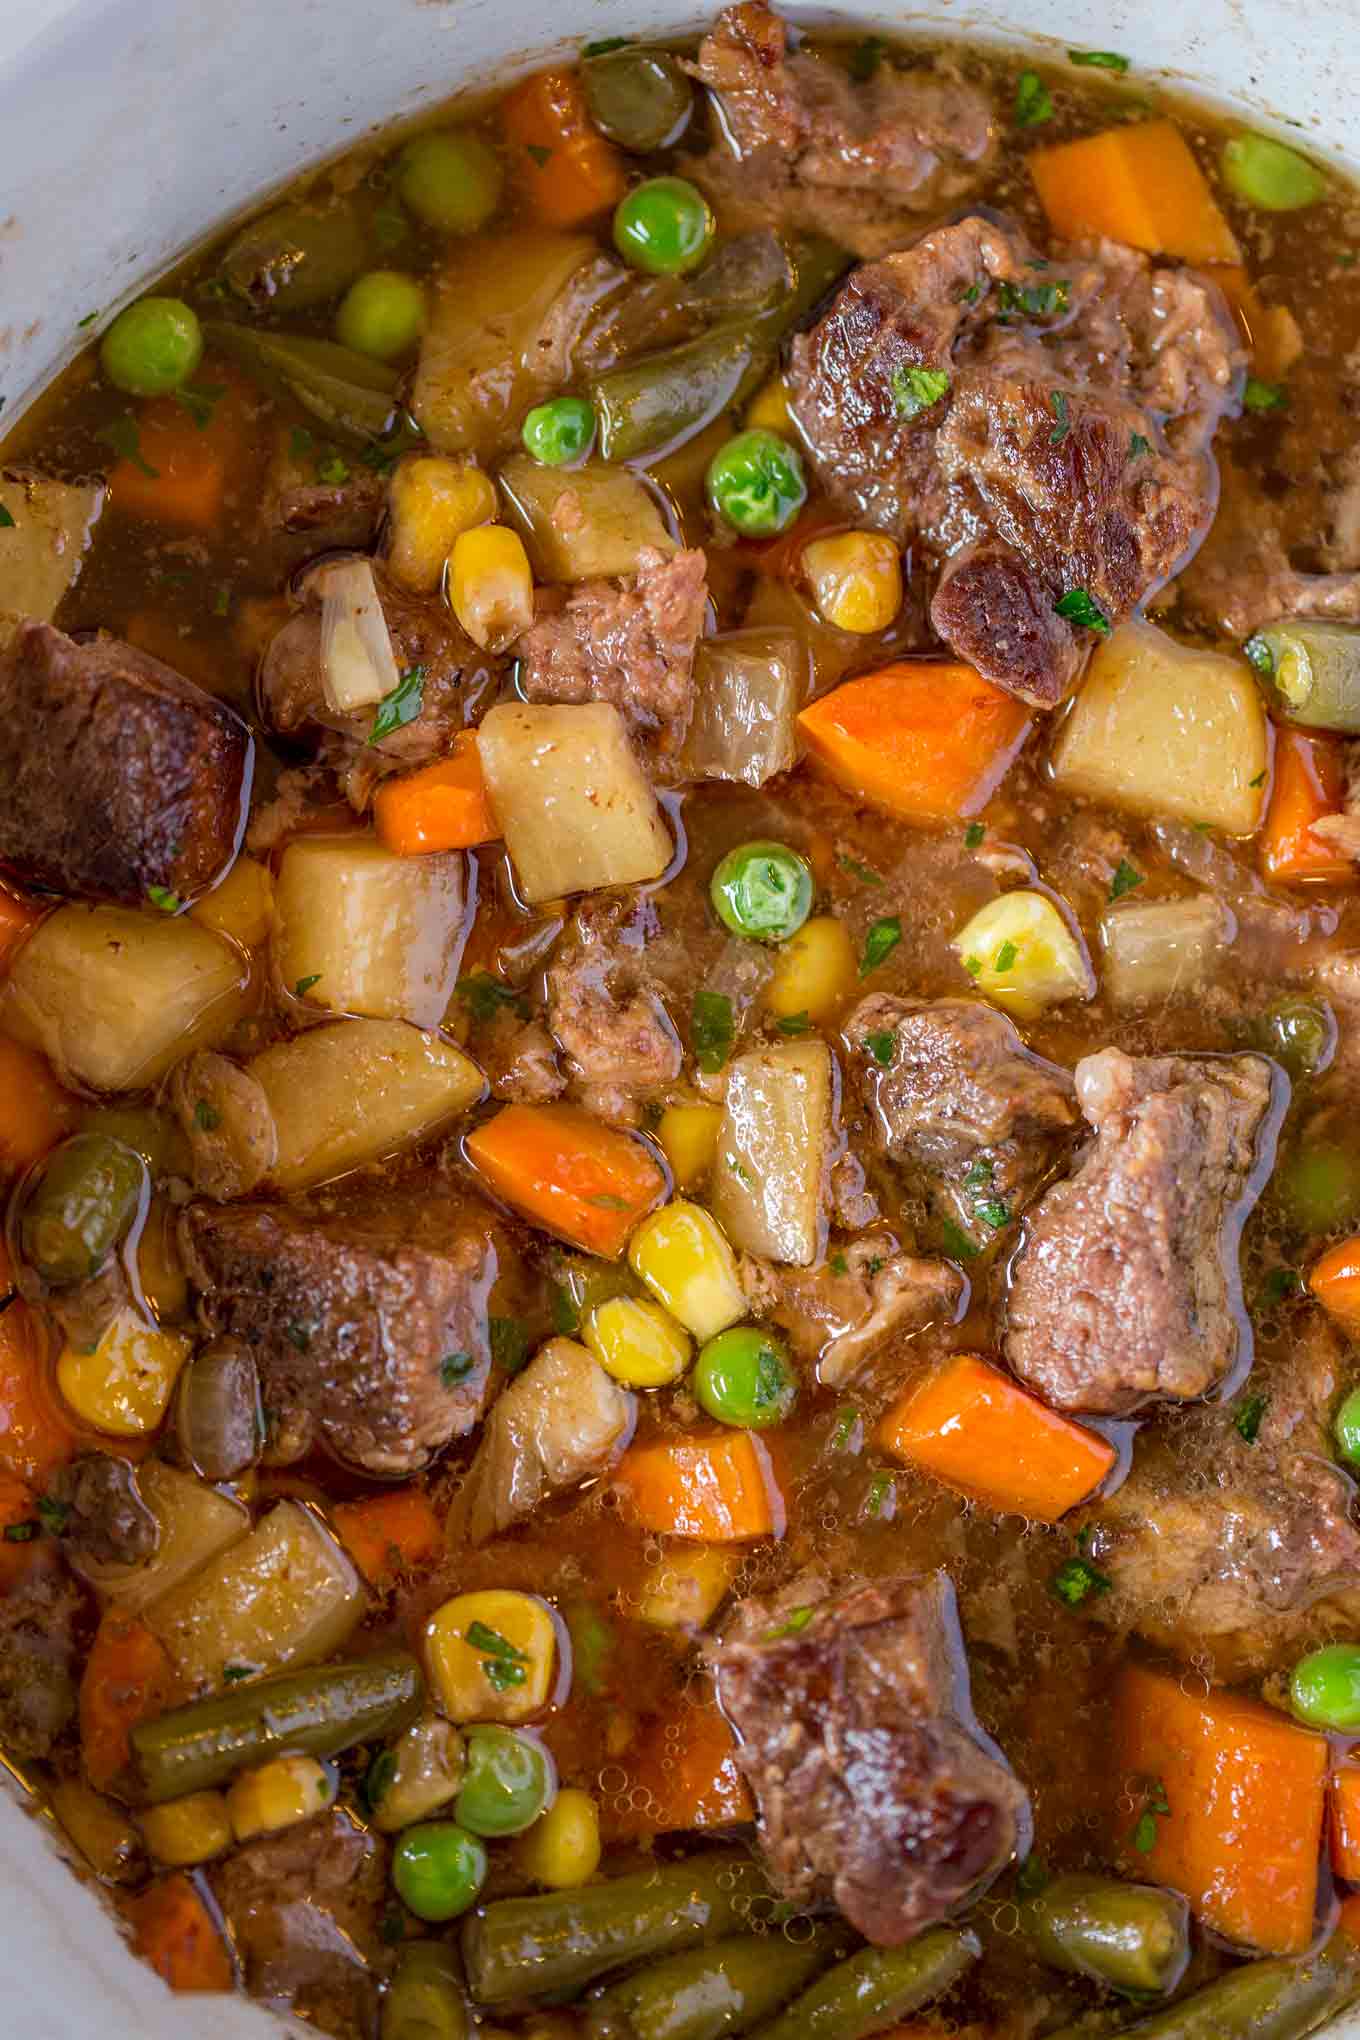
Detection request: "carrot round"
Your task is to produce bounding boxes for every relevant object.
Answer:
[0,1246,77,1487]
[1261,728,1353,884]
[332,1487,442,1585]
[373,733,500,855]
[466,1103,666,1259]
[1309,1236,1360,1336]
[876,1353,1115,1522]
[0,1035,78,1177]
[80,1608,180,1794]
[501,69,627,227]
[126,1873,235,1993]
[615,1431,779,1542]
[1029,120,1241,266]
[606,1693,753,1839]
[1332,1765,1360,1882]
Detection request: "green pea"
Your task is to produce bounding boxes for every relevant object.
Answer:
[521,395,596,467]
[396,130,504,234]
[695,1326,797,1430]
[19,1134,148,1288]
[711,840,814,944]
[1290,1643,1360,1730]
[335,271,426,361]
[100,298,203,397]
[1335,1388,1360,1467]
[613,176,714,276]
[705,429,807,537]
[584,49,693,153]
[1278,1139,1360,1235]
[455,1726,554,1837]
[1222,134,1327,212]
[1252,996,1336,1082]
[390,1820,487,1922]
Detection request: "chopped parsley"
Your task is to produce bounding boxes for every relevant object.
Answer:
[866,1029,897,1068]
[963,954,983,977]
[172,381,226,430]
[994,939,1018,973]
[1244,633,1275,676]
[1249,767,1266,788]
[77,309,100,329]
[37,1495,69,1536]
[1050,1555,1113,1606]
[829,1251,849,1275]
[864,1471,895,1518]
[1055,587,1111,636]
[964,821,985,849]
[763,1605,816,1641]
[193,1099,221,1133]
[2,1519,38,1543]
[456,970,526,1022]
[1244,377,1287,414]
[1015,69,1053,126]
[964,1157,994,1191]
[368,664,426,745]
[222,1663,254,1683]
[146,885,183,913]
[589,1193,629,1211]
[582,34,631,54]
[848,34,887,82]
[1261,1265,1302,1305]
[440,1350,474,1388]
[693,988,735,1074]
[96,413,158,478]
[379,1904,406,1947]
[316,451,350,485]
[467,1620,529,1690]
[859,916,902,977]
[490,1316,531,1374]
[294,973,322,998]
[837,852,884,885]
[0,505,14,530]
[998,278,1071,319]
[1068,47,1130,70]
[1109,858,1144,901]
[289,425,316,461]
[890,364,951,420]
[975,1197,1012,1231]
[831,1405,861,1451]
[1129,431,1152,460]
[941,1217,980,1261]
[1131,1776,1171,1854]
[776,1010,812,1036]
[212,583,231,617]
[1234,1392,1268,1444]
[285,1322,312,1352]
[526,143,553,168]
[1049,389,1071,444]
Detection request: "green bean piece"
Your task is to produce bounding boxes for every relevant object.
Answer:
[203,320,412,446]
[594,326,756,463]
[584,48,694,152]
[748,1927,982,2040]
[1021,1873,1190,1996]
[1250,996,1337,1082]
[461,1853,769,2005]
[1251,620,1360,732]
[222,201,370,311]
[19,1134,147,1287]
[383,1943,470,2040]
[588,1925,850,2040]
[130,1651,424,1802]
[1221,133,1327,212]
[1105,1924,1360,2038]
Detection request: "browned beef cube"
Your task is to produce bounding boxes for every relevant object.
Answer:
[1005,1048,1276,1415]
[0,619,253,906]
[182,1172,529,1476]
[0,1556,86,1764]
[713,1572,1028,1945]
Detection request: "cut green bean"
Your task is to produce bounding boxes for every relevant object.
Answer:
[223,201,370,311]
[204,320,411,445]
[584,48,694,152]
[1222,134,1327,212]
[1250,621,1360,732]
[747,1927,982,2040]
[1021,1873,1190,1996]
[130,1650,423,1802]
[382,1942,470,2040]
[19,1134,147,1287]
[1106,1923,1360,2038]
[588,1925,850,2040]
[461,1854,768,2005]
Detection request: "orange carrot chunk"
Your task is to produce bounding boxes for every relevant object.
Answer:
[1333,1766,1360,1882]
[615,1431,779,1542]
[877,1353,1115,1523]
[466,1103,666,1259]
[1261,728,1353,884]
[373,733,501,855]
[80,1608,180,1794]
[0,1470,41,1590]
[797,661,1032,825]
[1310,1236,1360,1338]
[127,1873,235,1993]
[607,1694,753,1839]
[501,70,628,228]
[0,1035,78,1177]
[1112,1659,1328,1955]
[332,1488,443,1586]
[1029,120,1241,266]
[0,1243,78,1487]
[0,889,43,974]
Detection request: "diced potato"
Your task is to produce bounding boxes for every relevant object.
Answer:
[140,1791,232,1867]
[657,1103,724,1190]
[227,1756,336,1842]
[1051,619,1269,833]
[639,1546,738,1630]
[272,834,468,1029]
[387,455,497,594]
[249,1018,484,1192]
[1101,895,1228,1008]
[745,374,793,435]
[414,231,598,455]
[710,1040,832,1267]
[71,1461,249,1611]
[628,1201,747,1343]
[424,1589,557,1725]
[1,906,250,1093]
[0,468,104,650]
[765,914,856,1025]
[582,1295,692,1388]
[191,856,274,950]
[683,630,801,789]
[497,455,675,582]
[951,891,1092,1021]
[512,1787,601,1890]
[57,1312,191,1437]
[369,1717,466,1833]
[146,1500,364,1691]
[478,702,672,904]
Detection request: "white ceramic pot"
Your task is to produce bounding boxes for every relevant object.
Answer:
[2,2,1358,2033]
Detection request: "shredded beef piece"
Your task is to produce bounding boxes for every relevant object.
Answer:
[458,1337,635,1544]
[1006,1049,1276,1415]
[52,1454,158,1571]
[479,1012,566,1104]
[1177,454,1360,637]
[743,1238,962,1386]
[712,1571,1028,1944]
[547,895,683,1124]
[0,1558,85,1763]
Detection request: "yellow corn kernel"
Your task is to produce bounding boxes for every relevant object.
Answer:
[425,1589,557,1725]
[140,1791,233,1867]
[190,855,274,951]
[627,1201,746,1344]
[951,889,1093,1021]
[388,455,498,594]
[57,1310,191,1436]
[449,524,535,653]
[657,1103,723,1190]
[803,531,903,635]
[48,1776,144,1883]
[746,373,793,435]
[582,1294,691,1389]
[226,1756,336,1843]
[639,1546,738,1630]
[370,1716,466,1833]
[512,1787,602,1890]
[765,913,856,1024]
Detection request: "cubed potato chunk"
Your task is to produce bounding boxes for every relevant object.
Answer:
[424,1589,557,1725]
[57,1312,191,1437]
[497,456,676,582]
[0,906,250,1092]
[478,702,672,904]
[710,1039,832,1266]
[0,468,104,650]
[1101,895,1228,1008]
[249,1018,484,1192]
[73,1462,249,1612]
[951,890,1093,1021]
[1051,619,1269,834]
[272,834,468,1028]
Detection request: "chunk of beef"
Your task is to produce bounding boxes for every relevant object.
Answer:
[742,1237,962,1386]
[845,995,1078,1248]
[516,547,708,759]
[182,1171,527,1476]
[0,1557,85,1763]
[259,434,386,551]
[211,1809,387,2040]
[1005,1049,1276,1415]
[786,218,1243,704]
[458,1336,634,1544]
[685,4,996,260]
[712,1571,1028,1944]
[51,1453,158,1571]
[0,619,253,905]
[546,895,683,1125]
[478,1012,566,1104]
[1177,454,1360,638]
[169,1050,279,1200]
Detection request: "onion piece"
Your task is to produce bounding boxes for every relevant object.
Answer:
[318,557,399,714]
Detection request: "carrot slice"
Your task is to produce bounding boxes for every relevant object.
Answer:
[127,1873,234,1993]
[0,889,43,974]
[616,1431,779,1542]
[501,69,628,227]
[607,1693,753,1839]
[1333,1765,1360,1881]
[1029,120,1241,265]
[1309,1236,1360,1337]
[0,1034,78,1176]
[0,1242,77,1487]
[797,661,1031,825]
[466,1103,666,1258]
[373,733,500,855]
[0,1470,41,1590]
[1261,727,1353,884]
[1112,1659,1328,1954]
[332,1488,442,1586]
[79,1608,180,1794]
[107,373,251,533]
[876,1353,1115,1523]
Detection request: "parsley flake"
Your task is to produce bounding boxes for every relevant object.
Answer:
[964,822,985,848]
[1244,633,1275,676]
[848,35,887,82]
[994,939,1018,972]
[368,664,425,745]
[1109,858,1144,901]
[1050,1555,1113,1606]
[2,1519,38,1543]
[998,279,1071,319]
[440,1351,474,1387]
[866,1029,897,1068]
[890,364,951,420]
[693,989,735,1073]
[457,971,526,1023]
[1129,431,1151,459]
[975,1197,1012,1230]
[964,954,983,977]
[490,1317,531,1374]
[941,1217,980,1261]
[77,310,100,329]
[1244,377,1287,414]
[1015,69,1054,126]
[583,34,631,54]
[964,1158,994,1191]
[837,853,884,885]
[1261,1266,1302,1305]
[763,1605,816,1640]
[1235,1392,1268,1444]
[146,885,182,913]
[222,1663,254,1683]
[864,1471,894,1518]
[295,973,322,998]
[526,143,553,168]
[1068,47,1130,70]
[0,506,14,531]
[776,1010,812,1036]
[37,1496,69,1535]
[831,1405,861,1451]
[193,1099,221,1133]
[859,916,902,977]
[1055,588,1111,636]
[316,451,350,485]
[96,414,158,478]
[173,381,226,430]
[1049,389,1071,443]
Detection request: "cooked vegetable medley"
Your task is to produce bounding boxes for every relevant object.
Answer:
[5,7,1360,2035]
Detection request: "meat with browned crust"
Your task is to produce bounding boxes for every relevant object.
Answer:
[0,619,253,905]
[0,1556,86,1764]
[740,1236,962,1387]
[712,1571,1028,1944]
[546,894,683,1125]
